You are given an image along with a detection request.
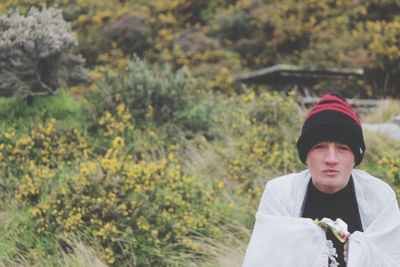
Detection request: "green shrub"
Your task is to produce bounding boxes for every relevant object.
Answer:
[209,5,254,42]
[87,57,213,135]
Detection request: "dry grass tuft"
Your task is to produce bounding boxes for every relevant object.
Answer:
[190,223,250,267]
[362,99,400,124]
[61,239,108,267]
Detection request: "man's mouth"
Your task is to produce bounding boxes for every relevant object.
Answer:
[322,169,339,176]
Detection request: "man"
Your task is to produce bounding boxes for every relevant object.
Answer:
[242,93,400,267]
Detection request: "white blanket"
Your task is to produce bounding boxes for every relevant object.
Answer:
[242,169,400,267]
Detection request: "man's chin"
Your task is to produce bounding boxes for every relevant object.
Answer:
[315,180,344,193]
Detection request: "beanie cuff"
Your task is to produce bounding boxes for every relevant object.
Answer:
[297,123,365,166]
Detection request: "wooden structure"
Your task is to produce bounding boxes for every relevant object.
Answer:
[234,64,363,85]
[233,64,380,108]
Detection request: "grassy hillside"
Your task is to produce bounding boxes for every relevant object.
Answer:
[1,1,400,266]
[1,58,399,267]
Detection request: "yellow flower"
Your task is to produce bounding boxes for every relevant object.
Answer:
[29,207,42,217]
[112,136,125,150]
[4,130,15,139]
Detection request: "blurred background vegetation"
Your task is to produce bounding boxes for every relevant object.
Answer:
[0,0,399,266]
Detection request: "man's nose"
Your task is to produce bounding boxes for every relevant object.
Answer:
[324,145,339,164]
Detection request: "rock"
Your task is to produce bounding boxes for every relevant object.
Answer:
[363,115,400,141]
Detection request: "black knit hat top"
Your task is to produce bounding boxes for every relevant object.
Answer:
[296,92,366,166]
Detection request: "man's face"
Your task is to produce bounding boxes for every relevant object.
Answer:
[306,141,355,194]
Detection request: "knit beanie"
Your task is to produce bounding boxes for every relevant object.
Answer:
[296,92,366,166]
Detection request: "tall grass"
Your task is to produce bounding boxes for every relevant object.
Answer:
[362,99,400,123]
[0,201,107,267]
[60,239,108,267]
[189,223,250,267]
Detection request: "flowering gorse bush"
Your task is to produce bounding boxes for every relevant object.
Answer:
[229,134,300,205]
[14,162,56,203]
[378,156,400,199]
[27,136,225,266]
[98,103,133,138]
[211,91,303,205]
[0,104,230,265]
[0,118,89,177]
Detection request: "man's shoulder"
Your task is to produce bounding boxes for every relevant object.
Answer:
[352,169,395,196]
[259,170,310,216]
[352,169,398,228]
[266,170,310,191]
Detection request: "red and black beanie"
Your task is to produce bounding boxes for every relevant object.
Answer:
[296,92,366,166]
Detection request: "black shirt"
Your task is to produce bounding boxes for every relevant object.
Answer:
[302,176,363,266]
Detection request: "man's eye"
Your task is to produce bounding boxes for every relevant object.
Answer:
[338,145,350,151]
[313,144,326,150]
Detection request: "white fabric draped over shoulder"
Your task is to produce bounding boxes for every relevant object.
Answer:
[242,169,400,267]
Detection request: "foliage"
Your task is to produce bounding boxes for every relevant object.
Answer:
[0,118,89,179]
[1,1,400,266]
[0,6,86,100]
[207,0,400,97]
[1,116,228,266]
[107,14,152,57]
[0,201,62,267]
[0,95,232,266]
[87,57,214,135]
[2,0,399,97]
[0,91,84,132]
[27,151,225,265]
[209,91,304,206]
[352,17,400,97]
[378,156,400,199]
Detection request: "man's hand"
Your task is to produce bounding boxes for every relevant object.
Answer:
[315,218,350,243]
